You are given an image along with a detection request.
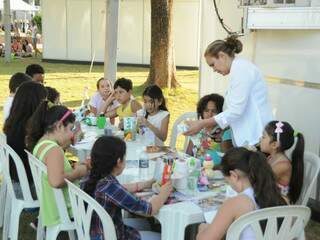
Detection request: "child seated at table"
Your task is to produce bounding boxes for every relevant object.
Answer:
[186,94,233,165]
[46,86,61,105]
[196,147,287,240]
[137,85,170,146]
[89,78,120,122]
[26,101,90,227]
[112,78,142,127]
[260,121,304,204]
[83,136,172,240]
[3,72,32,122]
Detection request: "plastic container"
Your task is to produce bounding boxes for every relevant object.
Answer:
[97,113,106,129]
[139,148,149,168]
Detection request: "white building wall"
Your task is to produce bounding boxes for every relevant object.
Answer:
[42,0,200,67]
[199,0,320,155]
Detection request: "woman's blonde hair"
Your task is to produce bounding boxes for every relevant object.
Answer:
[204,36,243,58]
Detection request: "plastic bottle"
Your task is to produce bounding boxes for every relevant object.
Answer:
[139,147,149,168]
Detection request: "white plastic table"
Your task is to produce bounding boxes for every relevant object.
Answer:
[71,124,219,240]
[70,124,149,162]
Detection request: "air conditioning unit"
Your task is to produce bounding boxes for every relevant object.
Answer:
[239,0,310,7]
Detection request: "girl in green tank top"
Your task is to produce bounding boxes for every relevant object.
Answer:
[26,101,89,226]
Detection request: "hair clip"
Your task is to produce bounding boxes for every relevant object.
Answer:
[275,121,284,142]
[59,110,72,123]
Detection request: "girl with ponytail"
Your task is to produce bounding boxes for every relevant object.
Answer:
[197,147,286,240]
[26,101,89,227]
[83,136,172,240]
[260,121,304,204]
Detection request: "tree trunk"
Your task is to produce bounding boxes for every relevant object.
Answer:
[146,0,179,89]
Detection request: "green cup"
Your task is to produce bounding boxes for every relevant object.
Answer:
[97,116,106,129]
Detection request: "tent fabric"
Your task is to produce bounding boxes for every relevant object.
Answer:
[0,0,38,11]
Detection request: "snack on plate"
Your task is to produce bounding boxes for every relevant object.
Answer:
[146,146,161,153]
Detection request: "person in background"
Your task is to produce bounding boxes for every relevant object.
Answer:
[260,121,304,204]
[30,20,38,56]
[11,37,22,57]
[25,64,45,84]
[137,85,170,146]
[3,81,47,195]
[46,86,61,105]
[83,136,172,240]
[22,39,34,57]
[196,148,287,240]
[3,72,32,122]
[186,94,233,165]
[89,77,120,124]
[112,78,142,128]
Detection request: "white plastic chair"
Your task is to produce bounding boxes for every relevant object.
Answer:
[0,143,40,240]
[169,112,197,152]
[66,179,117,240]
[226,206,311,240]
[0,132,7,228]
[26,151,76,240]
[297,152,320,205]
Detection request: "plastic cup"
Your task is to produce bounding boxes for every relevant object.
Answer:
[97,116,106,129]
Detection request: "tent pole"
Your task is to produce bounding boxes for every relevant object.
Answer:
[4,0,11,62]
[104,0,119,83]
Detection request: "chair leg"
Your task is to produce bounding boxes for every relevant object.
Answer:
[68,230,76,240]
[2,192,11,240]
[0,182,6,228]
[8,201,23,240]
[36,216,45,240]
[46,226,60,240]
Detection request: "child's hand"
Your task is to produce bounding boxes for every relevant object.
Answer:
[76,164,89,178]
[160,180,172,199]
[137,117,148,127]
[82,157,92,170]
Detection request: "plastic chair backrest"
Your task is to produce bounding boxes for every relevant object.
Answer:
[0,133,6,171]
[226,206,310,240]
[66,179,116,240]
[0,143,35,202]
[26,150,73,226]
[169,112,197,151]
[297,151,320,205]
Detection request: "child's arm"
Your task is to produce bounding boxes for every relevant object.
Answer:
[196,196,254,240]
[144,115,170,142]
[220,129,233,153]
[196,198,237,240]
[97,93,116,115]
[131,99,142,113]
[123,179,155,193]
[105,109,117,119]
[271,161,291,182]
[45,147,88,188]
[221,140,233,153]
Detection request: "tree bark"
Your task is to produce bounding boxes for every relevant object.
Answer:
[146,0,179,89]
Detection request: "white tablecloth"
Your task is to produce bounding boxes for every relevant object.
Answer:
[71,124,219,240]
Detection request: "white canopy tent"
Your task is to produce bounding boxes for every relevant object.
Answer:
[0,0,37,11]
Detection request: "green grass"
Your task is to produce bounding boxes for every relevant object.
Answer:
[0,57,199,148]
[1,57,320,239]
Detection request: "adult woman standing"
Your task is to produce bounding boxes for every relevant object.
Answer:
[185,36,273,146]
